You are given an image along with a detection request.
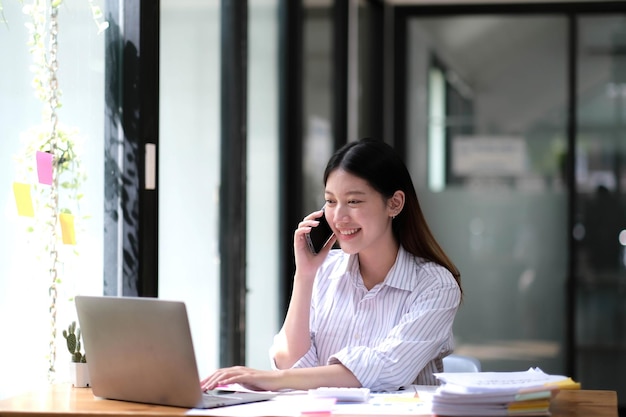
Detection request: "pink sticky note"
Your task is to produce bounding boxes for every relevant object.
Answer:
[300,398,336,415]
[36,151,53,185]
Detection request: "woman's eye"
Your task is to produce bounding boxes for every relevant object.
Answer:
[348,200,360,205]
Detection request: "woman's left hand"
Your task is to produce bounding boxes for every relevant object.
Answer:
[200,366,285,392]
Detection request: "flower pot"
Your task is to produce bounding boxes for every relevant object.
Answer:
[69,362,90,388]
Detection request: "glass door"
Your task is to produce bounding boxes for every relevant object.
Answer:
[405,15,569,374]
[403,9,626,411]
[575,13,626,399]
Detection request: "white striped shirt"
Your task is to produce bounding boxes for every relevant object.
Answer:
[274,245,461,391]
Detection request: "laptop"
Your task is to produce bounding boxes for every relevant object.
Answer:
[74,295,277,409]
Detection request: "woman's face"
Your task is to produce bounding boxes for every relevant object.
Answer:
[324,168,395,256]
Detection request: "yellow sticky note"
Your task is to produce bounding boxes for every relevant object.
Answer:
[59,213,76,245]
[13,182,35,217]
[547,377,581,390]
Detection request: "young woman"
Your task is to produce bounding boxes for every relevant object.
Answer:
[201,138,462,392]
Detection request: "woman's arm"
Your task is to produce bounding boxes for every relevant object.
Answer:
[201,363,361,392]
[271,271,315,369]
[272,210,337,369]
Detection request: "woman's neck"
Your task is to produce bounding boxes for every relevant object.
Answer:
[358,237,400,290]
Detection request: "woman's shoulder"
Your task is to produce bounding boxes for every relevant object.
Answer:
[399,247,457,289]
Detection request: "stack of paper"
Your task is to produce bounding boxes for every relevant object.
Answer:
[432,367,580,416]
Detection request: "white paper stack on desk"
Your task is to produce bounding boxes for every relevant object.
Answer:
[431,367,580,416]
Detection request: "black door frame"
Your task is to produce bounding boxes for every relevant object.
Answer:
[103,0,159,298]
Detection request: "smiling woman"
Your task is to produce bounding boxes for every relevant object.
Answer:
[200,138,462,392]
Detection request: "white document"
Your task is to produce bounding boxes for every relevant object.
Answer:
[434,367,569,394]
[187,385,437,416]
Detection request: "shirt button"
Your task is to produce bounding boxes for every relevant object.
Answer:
[354,334,360,340]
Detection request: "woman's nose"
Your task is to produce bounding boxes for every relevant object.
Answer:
[330,205,348,223]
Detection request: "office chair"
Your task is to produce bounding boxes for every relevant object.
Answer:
[442,354,482,373]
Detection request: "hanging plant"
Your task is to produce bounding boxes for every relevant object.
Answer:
[12,0,106,382]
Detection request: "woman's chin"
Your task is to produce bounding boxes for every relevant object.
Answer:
[336,241,359,255]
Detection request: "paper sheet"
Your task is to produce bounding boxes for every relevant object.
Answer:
[434,368,571,394]
[187,386,436,416]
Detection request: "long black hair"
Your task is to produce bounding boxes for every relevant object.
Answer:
[323,138,461,289]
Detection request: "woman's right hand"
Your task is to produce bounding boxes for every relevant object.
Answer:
[293,209,337,281]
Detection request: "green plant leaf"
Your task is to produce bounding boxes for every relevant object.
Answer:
[66,333,76,354]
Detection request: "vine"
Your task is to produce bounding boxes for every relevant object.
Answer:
[12,0,106,382]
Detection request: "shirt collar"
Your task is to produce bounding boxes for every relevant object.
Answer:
[381,246,415,291]
[330,246,416,292]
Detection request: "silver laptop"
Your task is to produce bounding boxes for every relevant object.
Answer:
[75,295,276,409]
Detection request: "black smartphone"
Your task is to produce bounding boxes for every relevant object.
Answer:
[305,210,334,255]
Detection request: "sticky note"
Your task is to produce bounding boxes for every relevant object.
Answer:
[59,213,76,245]
[36,151,54,185]
[13,182,35,217]
[300,398,336,415]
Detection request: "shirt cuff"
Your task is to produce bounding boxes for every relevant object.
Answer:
[327,349,368,386]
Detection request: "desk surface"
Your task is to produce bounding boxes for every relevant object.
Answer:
[0,384,618,417]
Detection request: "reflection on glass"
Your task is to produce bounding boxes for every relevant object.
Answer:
[428,65,446,192]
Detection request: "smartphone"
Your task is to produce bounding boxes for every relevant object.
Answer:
[305,209,334,255]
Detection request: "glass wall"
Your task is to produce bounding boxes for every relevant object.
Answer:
[247,0,280,369]
[159,0,281,374]
[405,10,626,409]
[406,15,569,374]
[0,0,105,399]
[159,0,221,377]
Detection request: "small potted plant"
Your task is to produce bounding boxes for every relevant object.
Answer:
[63,321,89,387]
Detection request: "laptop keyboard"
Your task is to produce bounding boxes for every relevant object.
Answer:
[201,390,253,408]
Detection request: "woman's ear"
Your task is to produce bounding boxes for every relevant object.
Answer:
[388,191,405,217]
